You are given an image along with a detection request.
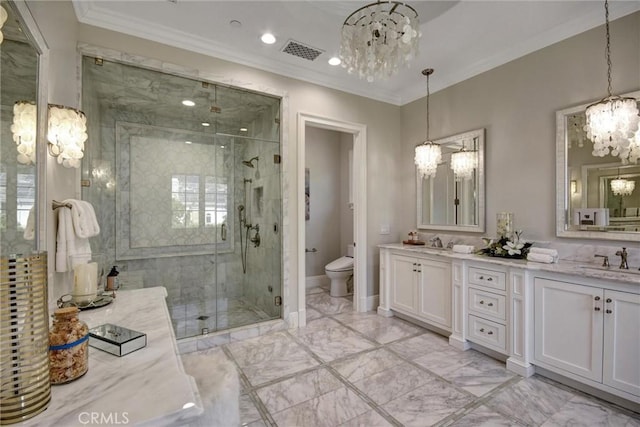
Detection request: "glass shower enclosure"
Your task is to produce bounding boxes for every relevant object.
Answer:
[81,57,282,339]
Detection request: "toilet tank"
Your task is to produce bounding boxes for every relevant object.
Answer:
[347,244,354,257]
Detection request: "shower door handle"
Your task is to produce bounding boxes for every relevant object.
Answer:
[221,223,227,241]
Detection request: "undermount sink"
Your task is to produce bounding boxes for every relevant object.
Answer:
[578,265,640,276]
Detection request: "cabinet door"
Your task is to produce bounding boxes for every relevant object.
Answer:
[603,290,640,397]
[417,257,451,329]
[390,254,417,314]
[534,278,603,382]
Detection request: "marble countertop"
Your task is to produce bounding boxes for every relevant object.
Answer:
[380,243,640,285]
[20,287,202,427]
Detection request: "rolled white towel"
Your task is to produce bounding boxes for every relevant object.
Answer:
[527,253,556,264]
[452,244,475,254]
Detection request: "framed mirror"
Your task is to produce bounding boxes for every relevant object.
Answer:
[417,128,485,232]
[556,90,640,241]
[0,0,49,254]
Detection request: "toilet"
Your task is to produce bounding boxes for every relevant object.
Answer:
[325,245,354,297]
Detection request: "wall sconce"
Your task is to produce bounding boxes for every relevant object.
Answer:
[570,180,578,194]
[11,101,37,165]
[47,104,87,169]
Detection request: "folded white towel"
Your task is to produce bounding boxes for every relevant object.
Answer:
[23,206,36,240]
[63,199,100,238]
[527,253,556,264]
[452,244,475,254]
[56,207,92,272]
[529,247,558,257]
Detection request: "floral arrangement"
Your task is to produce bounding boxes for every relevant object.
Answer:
[476,231,532,259]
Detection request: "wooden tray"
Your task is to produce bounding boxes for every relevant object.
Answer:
[402,240,426,245]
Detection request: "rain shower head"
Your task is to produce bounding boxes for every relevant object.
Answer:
[242,156,259,168]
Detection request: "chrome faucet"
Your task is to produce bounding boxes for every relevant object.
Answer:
[615,247,628,269]
[594,254,609,267]
[430,237,443,248]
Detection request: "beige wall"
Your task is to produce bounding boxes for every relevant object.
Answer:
[400,11,640,244]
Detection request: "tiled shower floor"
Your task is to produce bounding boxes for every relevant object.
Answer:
[182,286,640,426]
[170,297,272,339]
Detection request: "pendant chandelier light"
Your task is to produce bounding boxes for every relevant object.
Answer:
[610,169,635,196]
[584,0,639,164]
[450,141,477,181]
[339,0,420,82]
[414,68,441,179]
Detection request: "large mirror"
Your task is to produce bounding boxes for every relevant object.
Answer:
[556,90,640,241]
[0,0,48,254]
[417,128,485,232]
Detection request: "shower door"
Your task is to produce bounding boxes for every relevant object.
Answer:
[81,56,282,340]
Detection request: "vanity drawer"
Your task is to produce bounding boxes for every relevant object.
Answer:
[468,287,506,321]
[468,314,507,354]
[468,266,506,291]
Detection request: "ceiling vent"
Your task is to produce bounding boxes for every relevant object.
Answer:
[281,40,324,61]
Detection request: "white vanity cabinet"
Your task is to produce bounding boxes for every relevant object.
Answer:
[387,251,452,331]
[534,276,640,401]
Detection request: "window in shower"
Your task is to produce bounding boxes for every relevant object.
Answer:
[171,174,200,228]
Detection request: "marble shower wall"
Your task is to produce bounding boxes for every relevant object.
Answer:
[81,56,282,335]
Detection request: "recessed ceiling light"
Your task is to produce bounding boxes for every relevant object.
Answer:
[182,100,195,107]
[261,33,276,45]
[185,141,192,144]
[328,57,341,66]
[201,122,210,127]
[240,127,248,132]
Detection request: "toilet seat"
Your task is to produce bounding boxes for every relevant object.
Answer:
[325,256,353,272]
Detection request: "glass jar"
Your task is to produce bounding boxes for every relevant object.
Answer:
[496,212,514,239]
[49,307,89,384]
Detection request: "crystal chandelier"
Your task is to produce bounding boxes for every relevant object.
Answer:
[415,68,441,179]
[610,178,635,196]
[339,1,420,82]
[584,0,639,164]
[450,144,477,181]
[47,105,88,169]
[11,101,37,165]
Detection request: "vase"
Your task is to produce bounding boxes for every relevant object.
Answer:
[496,212,514,238]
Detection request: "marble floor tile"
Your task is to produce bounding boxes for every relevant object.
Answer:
[352,361,435,405]
[256,367,343,414]
[388,331,451,360]
[271,386,372,427]
[334,312,425,344]
[486,375,578,426]
[239,393,263,425]
[331,348,405,383]
[292,319,376,362]
[412,345,482,377]
[540,395,640,427]
[225,331,319,385]
[306,292,354,315]
[439,355,515,397]
[381,378,475,426]
[307,286,327,295]
[338,410,394,427]
[449,405,523,426]
[305,307,324,321]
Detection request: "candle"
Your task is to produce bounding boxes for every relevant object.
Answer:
[72,262,98,304]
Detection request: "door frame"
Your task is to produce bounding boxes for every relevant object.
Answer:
[297,112,367,326]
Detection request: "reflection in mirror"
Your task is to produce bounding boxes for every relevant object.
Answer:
[417,128,485,232]
[0,0,39,254]
[557,90,640,241]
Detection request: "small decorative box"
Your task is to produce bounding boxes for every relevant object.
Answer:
[89,324,147,357]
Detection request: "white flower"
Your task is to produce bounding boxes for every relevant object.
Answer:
[503,240,524,256]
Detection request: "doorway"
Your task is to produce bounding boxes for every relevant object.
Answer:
[297,113,367,327]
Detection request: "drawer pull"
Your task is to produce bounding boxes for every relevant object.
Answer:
[479,328,484,332]
[606,298,612,303]
[487,277,493,282]
[479,275,484,280]
[595,296,601,301]
[479,300,484,305]
[488,331,493,335]
[594,306,601,311]
[487,302,494,307]
[606,309,612,314]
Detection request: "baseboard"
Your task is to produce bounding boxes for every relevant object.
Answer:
[448,335,471,351]
[288,311,301,328]
[377,307,393,317]
[305,275,329,289]
[364,294,379,312]
[506,357,535,377]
